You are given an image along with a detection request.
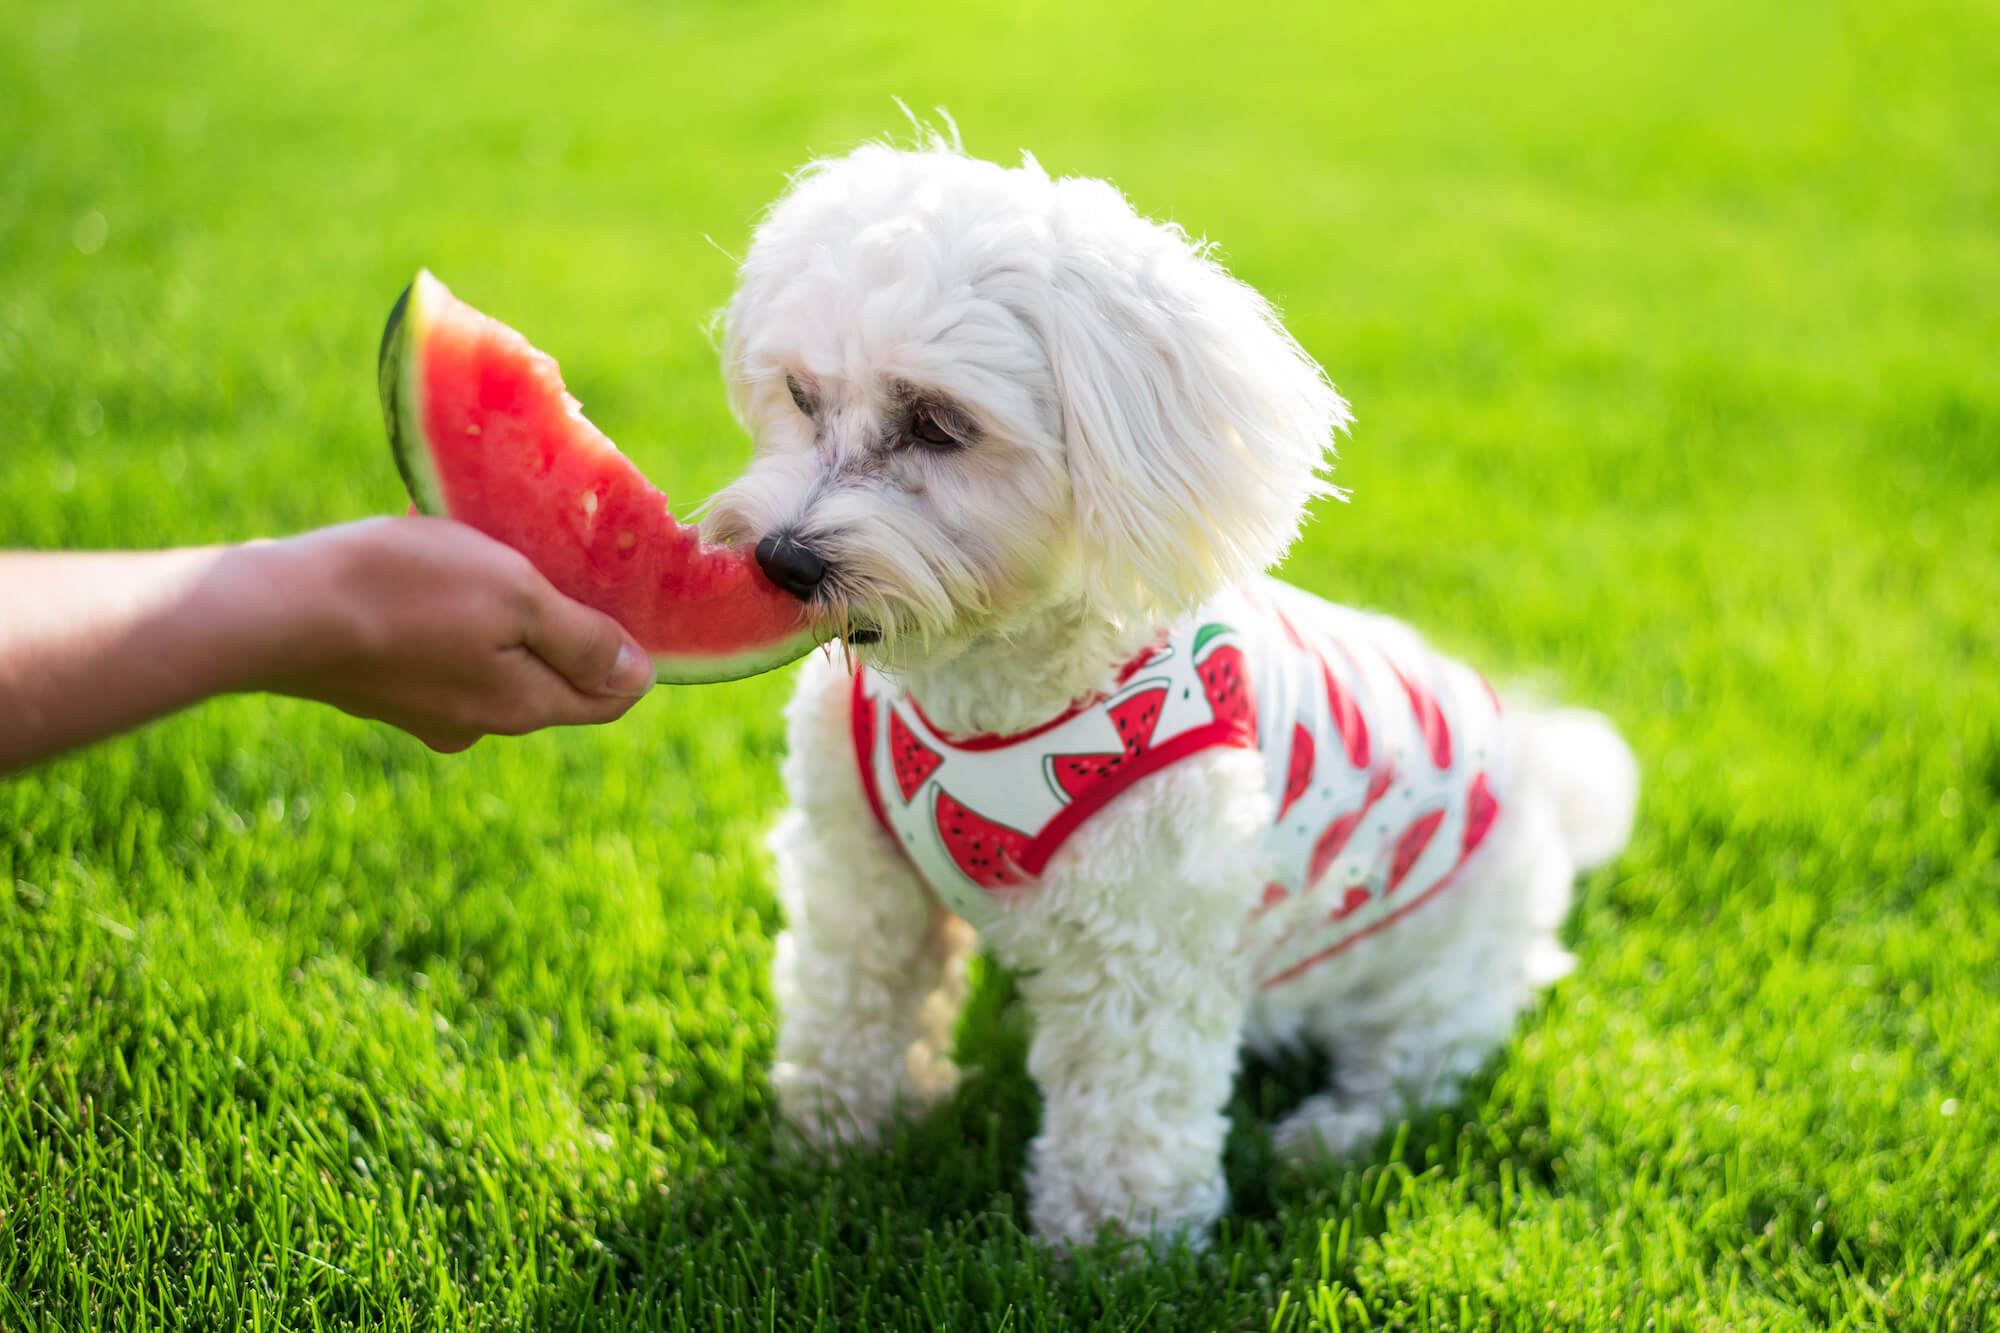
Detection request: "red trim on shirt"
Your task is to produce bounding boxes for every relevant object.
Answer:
[1015,719,1257,876]
[906,690,1092,752]
[899,637,1169,754]
[851,670,892,837]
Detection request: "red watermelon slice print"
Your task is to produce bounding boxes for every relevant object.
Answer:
[1048,751,1127,801]
[1386,809,1446,893]
[1195,643,1257,744]
[1329,885,1371,922]
[1394,666,1453,770]
[1108,687,1166,755]
[1307,808,1365,887]
[887,708,942,802]
[935,789,1034,889]
[1045,685,1169,804]
[1306,765,1395,886]
[1460,772,1498,857]
[1279,723,1314,821]
[1321,655,1371,769]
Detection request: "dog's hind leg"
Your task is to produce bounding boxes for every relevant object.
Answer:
[1272,791,1578,1165]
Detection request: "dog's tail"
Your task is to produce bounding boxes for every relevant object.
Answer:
[1514,706,1639,871]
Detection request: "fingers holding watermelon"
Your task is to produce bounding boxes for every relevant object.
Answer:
[519,573,658,702]
[257,517,653,752]
[379,271,826,684]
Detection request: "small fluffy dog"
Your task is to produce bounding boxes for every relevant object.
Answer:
[704,137,1638,1246]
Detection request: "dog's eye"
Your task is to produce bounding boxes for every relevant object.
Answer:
[909,407,956,448]
[785,375,812,416]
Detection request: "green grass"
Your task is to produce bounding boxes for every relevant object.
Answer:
[4,0,1998,1326]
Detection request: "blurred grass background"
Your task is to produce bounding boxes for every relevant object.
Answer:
[3,0,1998,1327]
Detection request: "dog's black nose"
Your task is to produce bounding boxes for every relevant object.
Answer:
[755,533,827,600]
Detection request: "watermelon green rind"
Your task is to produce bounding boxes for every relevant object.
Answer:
[379,274,448,519]
[645,631,826,684]
[375,269,826,685]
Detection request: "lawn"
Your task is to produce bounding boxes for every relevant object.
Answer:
[4,0,1997,1327]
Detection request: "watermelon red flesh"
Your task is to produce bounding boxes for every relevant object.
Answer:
[934,790,1034,889]
[379,270,823,684]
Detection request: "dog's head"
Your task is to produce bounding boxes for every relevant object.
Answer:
[703,140,1349,669]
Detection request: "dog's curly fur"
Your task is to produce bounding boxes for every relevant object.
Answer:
[703,135,1638,1247]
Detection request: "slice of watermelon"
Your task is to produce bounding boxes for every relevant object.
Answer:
[378,270,824,683]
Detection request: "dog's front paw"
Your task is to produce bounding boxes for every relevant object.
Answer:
[902,1035,961,1108]
[1025,1146,1225,1252]
[772,1061,901,1152]
[1273,1093,1392,1165]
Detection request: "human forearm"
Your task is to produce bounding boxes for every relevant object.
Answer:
[0,518,654,775]
[0,544,312,773]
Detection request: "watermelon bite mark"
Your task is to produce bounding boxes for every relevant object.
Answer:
[379,270,824,683]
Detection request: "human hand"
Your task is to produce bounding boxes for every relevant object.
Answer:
[246,517,654,752]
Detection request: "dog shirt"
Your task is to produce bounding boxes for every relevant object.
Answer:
[851,576,1507,989]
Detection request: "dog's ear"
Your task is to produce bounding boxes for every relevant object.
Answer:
[1032,177,1349,623]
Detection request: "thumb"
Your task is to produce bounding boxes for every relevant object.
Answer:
[521,585,655,698]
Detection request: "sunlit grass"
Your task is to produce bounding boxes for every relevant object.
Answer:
[3,0,1997,1327]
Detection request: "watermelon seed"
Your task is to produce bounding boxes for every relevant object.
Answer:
[616,531,636,550]
[464,422,481,436]
[580,492,599,516]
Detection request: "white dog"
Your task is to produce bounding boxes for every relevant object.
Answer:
[703,136,1639,1247]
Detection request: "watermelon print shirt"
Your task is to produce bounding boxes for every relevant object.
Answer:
[851,576,1508,989]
